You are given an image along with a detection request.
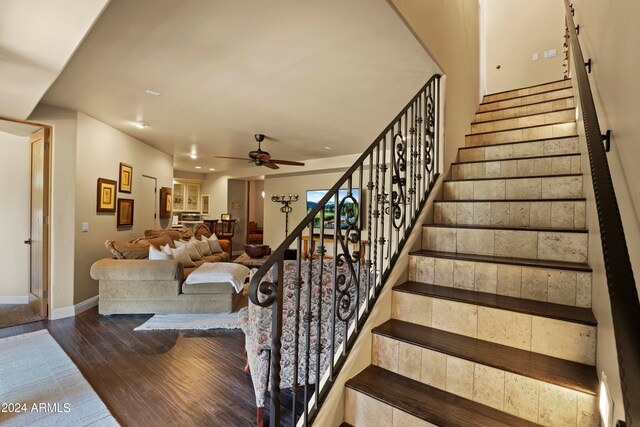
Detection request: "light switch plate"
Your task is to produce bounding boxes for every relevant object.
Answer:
[533,52,539,61]
[547,49,557,58]
[82,222,89,232]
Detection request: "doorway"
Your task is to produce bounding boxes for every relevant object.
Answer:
[0,119,50,328]
[139,175,159,231]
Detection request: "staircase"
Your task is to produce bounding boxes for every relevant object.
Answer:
[343,79,601,426]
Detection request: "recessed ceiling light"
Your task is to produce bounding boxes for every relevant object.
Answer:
[195,166,202,169]
[134,122,147,129]
[144,89,161,96]
[324,146,332,150]
[209,168,215,171]
[190,154,197,159]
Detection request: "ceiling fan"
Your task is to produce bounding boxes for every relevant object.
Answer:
[215,134,305,170]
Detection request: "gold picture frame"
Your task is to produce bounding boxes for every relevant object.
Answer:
[160,187,172,218]
[117,198,134,228]
[119,162,133,193]
[97,178,117,213]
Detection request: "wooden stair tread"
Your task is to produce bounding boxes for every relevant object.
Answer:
[444,172,582,183]
[423,223,587,233]
[451,152,578,165]
[395,281,596,326]
[346,365,540,427]
[480,86,572,106]
[374,319,598,395]
[409,249,592,272]
[458,135,579,151]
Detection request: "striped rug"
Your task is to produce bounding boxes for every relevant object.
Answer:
[0,329,119,426]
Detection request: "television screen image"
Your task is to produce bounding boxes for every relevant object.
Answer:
[306,189,360,230]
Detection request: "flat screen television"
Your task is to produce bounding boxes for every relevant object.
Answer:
[306,188,361,230]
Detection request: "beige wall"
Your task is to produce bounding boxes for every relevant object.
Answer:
[0,131,30,301]
[227,179,247,253]
[389,0,480,167]
[74,112,174,304]
[28,104,78,317]
[570,0,640,423]
[248,180,265,226]
[483,0,565,94]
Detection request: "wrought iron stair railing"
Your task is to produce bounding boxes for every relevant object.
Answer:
[248,74,441,426]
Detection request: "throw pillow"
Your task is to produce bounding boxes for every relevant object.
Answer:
[194,223,212,239]
[149,244,172,260]
[105,240,150,259]
[205,233,223,254]
[170,245,196,268]
[192,236,212,256]
[161,243,173,256]
[174,239,203,261]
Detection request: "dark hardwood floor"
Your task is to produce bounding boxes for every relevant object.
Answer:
[0,307,299,427]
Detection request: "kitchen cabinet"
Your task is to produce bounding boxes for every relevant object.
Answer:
[172,180,201,212]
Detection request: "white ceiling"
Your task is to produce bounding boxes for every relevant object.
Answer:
[40,0,439,172]
[0,0,109,120]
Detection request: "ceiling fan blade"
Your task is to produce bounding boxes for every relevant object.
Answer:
[215,156,251,161]
[256,153,271,161]
[263,162,279,170]
[270,159,305,166]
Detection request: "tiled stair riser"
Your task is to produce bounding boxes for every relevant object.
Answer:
[443,175,583,201]
[371,334,599,427]
[451,154,580,180]
[475,98,575,123]
[470,109,575,134]
[459,137,579,162]
[391,291,596,365]
[344,389,437,427]
[482,80,572,104]
[465,123,577,147]
[434,200,586,229]
[478,87,574,112]
[408,255,591,307]
[422,226,588,263]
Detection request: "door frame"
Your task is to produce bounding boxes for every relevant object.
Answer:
[1,116,52,317]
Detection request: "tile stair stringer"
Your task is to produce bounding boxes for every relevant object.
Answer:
[343,79,598,427]
[433,199,587,230]
[451,153,581,180]
[408,251,592,308]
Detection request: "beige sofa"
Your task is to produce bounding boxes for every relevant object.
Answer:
[90,227,241,314]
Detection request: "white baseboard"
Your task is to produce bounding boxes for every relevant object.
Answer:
[75,295,99,315]
[50,305,75,320]
[0,296,29,304]
[50,295,99,320]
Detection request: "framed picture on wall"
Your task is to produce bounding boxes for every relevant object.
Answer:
[97,178,117,213]
[201,193,210,216]
[160,187,172,218]
[119,162,133,193]
[117,198,134,228]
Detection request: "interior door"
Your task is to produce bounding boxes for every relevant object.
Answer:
[29,128,49,317]
[138,175,158,231]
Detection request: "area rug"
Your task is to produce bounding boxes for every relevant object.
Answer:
[134,286,248,331]
[0,329,119,426]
